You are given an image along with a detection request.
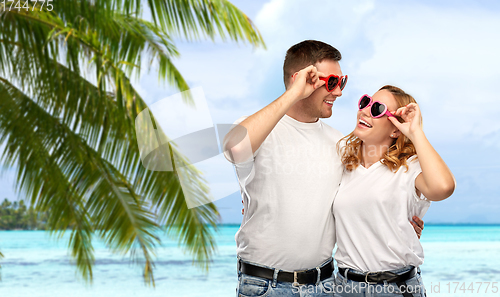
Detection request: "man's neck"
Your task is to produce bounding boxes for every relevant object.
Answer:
[285,109,319,123]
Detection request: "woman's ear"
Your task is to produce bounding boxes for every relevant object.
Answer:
[390,128,401,139]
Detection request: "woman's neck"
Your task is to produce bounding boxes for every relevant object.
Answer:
[360,143,388,168]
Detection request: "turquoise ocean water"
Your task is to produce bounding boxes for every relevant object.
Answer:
[1,225,499,297]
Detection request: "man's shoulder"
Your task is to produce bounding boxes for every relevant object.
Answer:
[233,115,249,125]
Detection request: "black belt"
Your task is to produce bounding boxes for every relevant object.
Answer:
[338,267,418,297]
[238,259,334,285]
[338,266,417,284]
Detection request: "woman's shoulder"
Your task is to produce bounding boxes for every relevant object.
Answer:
[406,155,421,170]
[398,155,423,183]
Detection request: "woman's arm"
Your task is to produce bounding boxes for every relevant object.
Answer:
[389,103,456,201]
[412,130,455,201]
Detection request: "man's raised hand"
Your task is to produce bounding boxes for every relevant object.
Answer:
[288,65,325,102]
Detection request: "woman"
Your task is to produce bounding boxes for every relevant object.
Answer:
[333,85,455,296]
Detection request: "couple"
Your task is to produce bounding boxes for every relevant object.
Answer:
[223,40,455,297]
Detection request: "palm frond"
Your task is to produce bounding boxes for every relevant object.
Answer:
[0,76,166,284]
[0,0,264,284]
[54,0,266,47]
[0,78,96,282]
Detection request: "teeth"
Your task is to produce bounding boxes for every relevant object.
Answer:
[359,119,372,128]
[324,100,334,104]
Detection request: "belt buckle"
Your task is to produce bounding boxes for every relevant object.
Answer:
[364,272,378,285]
[292,271,300,287]
[293,270,308,287]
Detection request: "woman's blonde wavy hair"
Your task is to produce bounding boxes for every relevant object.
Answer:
[337,85,422,172]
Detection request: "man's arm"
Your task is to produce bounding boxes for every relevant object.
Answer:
[223,65,325,163]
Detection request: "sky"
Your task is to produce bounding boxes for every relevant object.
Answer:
[1,0,500,224]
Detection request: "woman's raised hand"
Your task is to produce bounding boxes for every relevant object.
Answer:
[388,103,422,140]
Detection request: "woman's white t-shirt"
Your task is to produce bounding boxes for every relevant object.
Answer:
[333,156,431,272]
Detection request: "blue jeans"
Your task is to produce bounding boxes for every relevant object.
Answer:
[236,258,335,297]
[334,266,427,297]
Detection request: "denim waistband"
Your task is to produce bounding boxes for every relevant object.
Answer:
[237,255,333,272]
[341,265,418,275]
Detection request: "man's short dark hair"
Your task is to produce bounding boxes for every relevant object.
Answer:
[283,40,342,89]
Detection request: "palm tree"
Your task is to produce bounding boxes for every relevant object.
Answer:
[0,0,264,285]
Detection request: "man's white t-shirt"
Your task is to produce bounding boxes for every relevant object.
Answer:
[225,114,344,271]
[333,156,431,272]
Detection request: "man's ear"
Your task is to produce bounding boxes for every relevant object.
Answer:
[285,74,296,90]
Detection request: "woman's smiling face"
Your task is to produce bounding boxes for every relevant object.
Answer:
[354,89,400,145]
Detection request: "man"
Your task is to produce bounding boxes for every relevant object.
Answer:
[223,40,423,296]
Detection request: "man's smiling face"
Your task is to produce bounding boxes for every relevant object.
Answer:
[295,59,343,120]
